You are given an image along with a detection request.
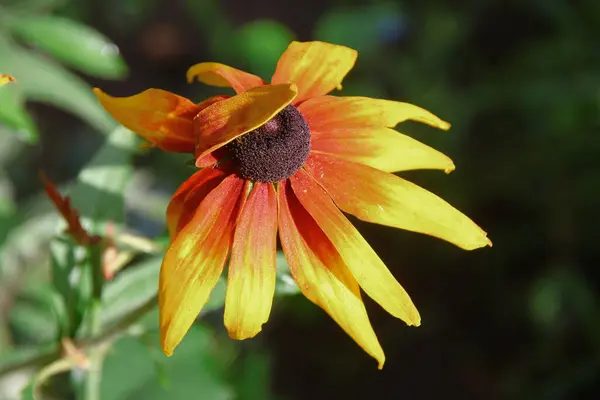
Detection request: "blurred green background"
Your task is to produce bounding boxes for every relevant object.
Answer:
[1,0,600,399]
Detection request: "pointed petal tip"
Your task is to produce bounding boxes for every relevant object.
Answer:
[467,230,492,250]
[160,338,175,357]
[439,120,451,131]
[444,161,456,174]
[377,358,385,370]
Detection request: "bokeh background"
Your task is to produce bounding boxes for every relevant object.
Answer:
[1,0,600,399]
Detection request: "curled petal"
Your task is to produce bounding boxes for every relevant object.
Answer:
[193,84,297,163]
[278,180,385,369]
[311,127,455,173]
[224,183,278,339]
[272,41,357,104]
[304,153,492,250]
[160,174,245,356]
[289,169,420,327]
[94,88,215,153]
[298,95,451,132]
[187,62,266,94]
[166,167,229,240]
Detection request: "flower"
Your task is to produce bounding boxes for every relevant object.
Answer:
[94,41,491,369]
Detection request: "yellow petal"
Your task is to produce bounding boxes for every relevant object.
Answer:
[193,83,297,162]
[187,62,266,94]
[298,95,451,131]
[0,74,16,86]
[271,41,357,104]
[165,167,228,241]
[159,174,244,355]
[289,169,421,327]
[278,180,385,369]
[304,153,492,250]
[224,183,278,339]
[311,126,455,173]
[94,88,203,153]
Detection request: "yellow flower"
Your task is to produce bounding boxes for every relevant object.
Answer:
[94,41,491,369]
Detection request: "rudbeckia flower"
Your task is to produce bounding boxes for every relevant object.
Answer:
[94,41,491,368]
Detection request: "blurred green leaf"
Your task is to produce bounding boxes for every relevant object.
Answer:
[275,252,299,296]
[0,36,116,133]
[69,126,137,234]
[101,257,160,326]
[234,352,272,400]
[8,15,128,79]
[101,327,234,400]
[5,0,66,13]
[236,20,294,78]
[0,82,38,142]
[9,299,57,343]
[314,3,405,56]
[117,326,233,400]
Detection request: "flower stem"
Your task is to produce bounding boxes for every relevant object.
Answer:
[83,300,103,400]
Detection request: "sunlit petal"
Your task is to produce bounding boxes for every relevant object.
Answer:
[159,174,244,355]
[187,62,266,94]
[165,167,228,240]
[304,153,491,250]
[193,84,297,163]
[224,183,278,339]
[278,180,385,368]
[94,89,225,153]
[289,169,420,326]
[311,126,455,173]
[271,41,357,104]
[298,95,451,132]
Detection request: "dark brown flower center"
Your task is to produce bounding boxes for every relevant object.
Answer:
[226,105,311,182]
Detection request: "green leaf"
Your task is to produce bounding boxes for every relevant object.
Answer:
[69,126,137,234]
[0,82,38,142]
[236,20,295,78]
[314,3,405,56]
[8,15,128,79]
[275,251,299,296]
[0,36,116,133]
[106,326,234,400]
[6,0,66,13]
[101,257,161,327]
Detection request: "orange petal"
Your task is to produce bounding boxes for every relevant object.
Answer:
[0,74,16,86]
[278,180,385,368]
[224,183,278,339]
[94,88,212,153]
[271,41,357,104]
[289,169,420,327]
[311,127,455,173]
[193,84,297,163]
[298,95,451,132]
[160,174,244,355]
[303,153,491,250]
[165,167,228,241]
[187,62,266,94]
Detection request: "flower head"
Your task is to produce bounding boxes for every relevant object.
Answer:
[94,41,491,369]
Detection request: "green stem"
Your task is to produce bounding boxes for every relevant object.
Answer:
[82,300,103,400]
[82,243,105,400]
